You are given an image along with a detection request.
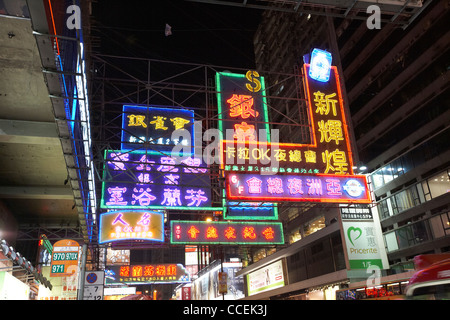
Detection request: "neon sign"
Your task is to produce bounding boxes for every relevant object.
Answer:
[226,173,370,203]
[216,71,271,143]
[170,220,284,245]
[309,48,332,82]
[100,150,218,210]
[105,264,190,285]
[218,62,371,204]
[216,71,278,219]
[99,211,164,243]
[121,105,194,152]
[221,63,355,176]
[224,202,278,220]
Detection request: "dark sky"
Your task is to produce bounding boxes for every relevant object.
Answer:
[92,0,262,68]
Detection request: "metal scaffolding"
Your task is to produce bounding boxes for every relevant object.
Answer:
[185,0,432,29]
[88,53,377,249]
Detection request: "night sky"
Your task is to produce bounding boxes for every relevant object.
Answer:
[92,0,262,68]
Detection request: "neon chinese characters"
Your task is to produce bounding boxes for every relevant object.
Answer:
[226,173,370,203]
[170,221,284,245]
[101,150,215,210]
[121,105,194,152]
[105,264,190,285]
[99,211,164,243]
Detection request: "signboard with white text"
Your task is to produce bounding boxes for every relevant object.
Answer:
[340,206,388,270]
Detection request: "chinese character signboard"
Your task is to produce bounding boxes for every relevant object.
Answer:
[121,105,195,152]
[221,64,355,176]
[105,264,190,285]
[99,211,164,244]
[342,220,385,269]
[216,71,271,143]
[170,220,284,245]
[101,150,216,210]
[216,71,278,219]
[220,59,371,205]
[226,173,371,203]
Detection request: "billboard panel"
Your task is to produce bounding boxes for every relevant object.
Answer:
[247,260,285,296]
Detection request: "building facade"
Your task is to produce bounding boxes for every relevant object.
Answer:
[237,0,449,299]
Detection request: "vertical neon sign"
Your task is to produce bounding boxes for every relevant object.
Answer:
[216,71,277,219]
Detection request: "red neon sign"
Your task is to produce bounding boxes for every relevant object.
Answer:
[226,173,371,203]
[170,221,284,245]
[109,263,190,285]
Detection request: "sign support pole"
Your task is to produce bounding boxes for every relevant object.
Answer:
[77,244,88,300]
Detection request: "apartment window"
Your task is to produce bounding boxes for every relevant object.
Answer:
[385,231,399,252]
[422,169,450,201]
[378,198,391,220]
[430,212,450,239]
[370,129,449,191]
[287,207,300,222]
[391,185,421,215]
[384,220,431,253]
[303,216,325,237]
[289,228,302,244]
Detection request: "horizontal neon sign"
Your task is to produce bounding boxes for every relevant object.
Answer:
[226,173,371,203]
[121,105,195,152]
[99,211,164,244]
[170,220,284,245]
[105,264,190,285]
[224,201,278,220]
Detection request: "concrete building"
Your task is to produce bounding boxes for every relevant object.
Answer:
[236,0,449,299]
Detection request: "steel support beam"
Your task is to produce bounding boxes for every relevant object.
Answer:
[0,186,73,200]
[0,119,60,145]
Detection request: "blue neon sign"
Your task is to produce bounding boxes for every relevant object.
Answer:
[309,48,332,82]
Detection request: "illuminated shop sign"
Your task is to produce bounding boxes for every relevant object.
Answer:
[224,202,278,220]
[221,63,355,176]
[170,220,284,245]
[99,211,164,244]
[219,59,371,204]
[226,173,371,203]
[105,264,190,285]
[216,70,271,144]
[216,71,275,219]
[309,48,332,82]
[100,150,217,211]
[121,105,195,152]
[342,220,384,269]
[340,205,388,270]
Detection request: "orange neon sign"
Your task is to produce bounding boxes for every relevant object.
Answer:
[220,64,356,177]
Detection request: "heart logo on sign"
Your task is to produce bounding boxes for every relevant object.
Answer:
[347,226,362,247]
